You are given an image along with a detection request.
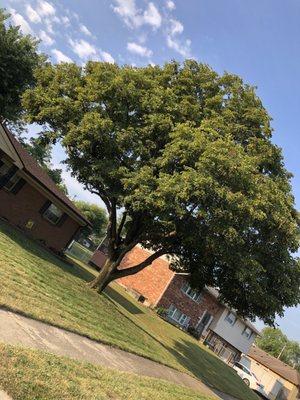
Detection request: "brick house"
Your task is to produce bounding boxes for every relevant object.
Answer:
[0,123,90,252]
[91,245,260,363]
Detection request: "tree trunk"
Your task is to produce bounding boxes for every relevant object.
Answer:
[88,259,115,292]
[88,248,165,293]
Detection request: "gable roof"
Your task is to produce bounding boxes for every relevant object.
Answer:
[1,124,90,226]
[248,346,300,387]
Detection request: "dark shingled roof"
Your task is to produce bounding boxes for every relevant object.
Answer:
[3,124,90,225]
[249,346,300,387]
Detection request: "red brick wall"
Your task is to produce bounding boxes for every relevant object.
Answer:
[157,275,222,328]
[117,246,175,306]
[0,181,80,252]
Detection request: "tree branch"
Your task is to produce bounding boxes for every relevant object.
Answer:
[90,188,111,213]
[114,237,140,267]
[116,211,127,244]
[112,248,166,279]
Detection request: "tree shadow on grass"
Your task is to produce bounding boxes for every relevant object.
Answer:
[102,284,248,399]
[104,286,144,315]
[0,220,250,400]
[165,338,254,400]
[0,219,94,282]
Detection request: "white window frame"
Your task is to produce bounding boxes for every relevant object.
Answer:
[168,304,190,327]
[225,311,236,326]
[43,203,63,225]
[181,281,202,302]
[242,327,252,339]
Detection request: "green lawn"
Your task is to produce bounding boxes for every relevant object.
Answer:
[0,343,208,400]
[0,220,257,400]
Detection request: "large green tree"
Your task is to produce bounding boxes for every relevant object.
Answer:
[256,327,300,371]
[0,9,43,127]
[23,60,300,324]
[74,201,108,243]
[24,137,68,194]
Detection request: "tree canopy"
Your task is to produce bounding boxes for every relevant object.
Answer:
[256,327,300,371]
[23,60,300,324]
[74,200,108,243]
[0,9,43,128]
[24,137,68,194]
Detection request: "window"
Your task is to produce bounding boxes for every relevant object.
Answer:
[225,312,236,325]
[168,304,189,326]
[43,203,63,225]
[242,327,252,339]
[181,282,202,302]
[234,362,251,375]
[0,160,20,191]
[0,161,11,176]
[234,362,244,371]
[4,173,20,191]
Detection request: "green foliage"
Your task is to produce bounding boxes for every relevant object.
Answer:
[24,137,68,194]
[0,8,44,127]
[23,60,300,323]
[256,327,300,371]
[74,200,108,242]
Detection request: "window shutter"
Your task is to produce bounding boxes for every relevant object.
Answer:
[11,178,26,195]
[0,165,18,189]
[57,213,68,227]
[39,200,52,215]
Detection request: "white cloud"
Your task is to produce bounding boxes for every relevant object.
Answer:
[39,30,54,46]
[9,8,33,35]
[44,18,54,34]
[51,49,72,63]
[143,2,161,29]
[165,16,192,58]
[61,16,70,26]
[169,19,183,35]
[100,51,115,63]
[127,42,153,57]
[69,38,97,59]
[112,0,162,29]
[166,36,191,57]
[37,0,56,17]
[113,0,141,28]
[166,0,175,10]
[25,4,41,23]
[79,23,92,37]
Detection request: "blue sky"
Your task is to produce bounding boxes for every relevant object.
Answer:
[3,0,300,341]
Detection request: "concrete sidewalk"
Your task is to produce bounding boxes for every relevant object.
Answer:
[0,308,236,400]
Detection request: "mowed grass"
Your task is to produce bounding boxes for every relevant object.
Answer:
[0,343,208,400]
[0,221,257,400]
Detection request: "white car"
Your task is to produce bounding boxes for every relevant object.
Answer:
[233,362,264,393]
